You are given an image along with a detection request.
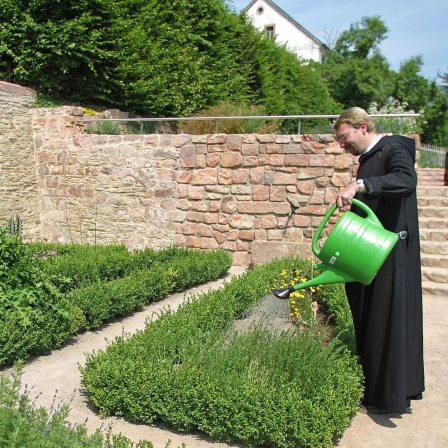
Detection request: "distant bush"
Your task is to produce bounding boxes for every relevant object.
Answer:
[30,243,134,293]
[179,101,281,134]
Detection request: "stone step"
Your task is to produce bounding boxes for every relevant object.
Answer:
[418,177,444,186]
[418,171,444,179]
[418,196,448,207]
[421,266,448,283]
[418,207,448,219]
[422,281,448,297]
[417,186,448,197]
[419,229,448,242]
[418,217,448,230]
[421,253,448,268]
[417,182,448,292]
[417,168,445,177]
[420,241,448,256]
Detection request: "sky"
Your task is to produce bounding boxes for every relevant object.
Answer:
[228,0,447,82]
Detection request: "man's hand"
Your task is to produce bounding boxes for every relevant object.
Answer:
[329,181,359,209]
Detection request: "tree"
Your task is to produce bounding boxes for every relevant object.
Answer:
[243,36,338,132]
[0,0,124,104]
[322,16,394,109]
[116,0,255,116]
[440,68,448,93]
[421,81,448,146]
[0,0,339,122]
[393,56,430,111]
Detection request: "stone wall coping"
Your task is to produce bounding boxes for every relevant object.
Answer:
[0,80,36,98]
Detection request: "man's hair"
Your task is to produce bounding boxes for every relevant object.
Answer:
[333,107,376,133]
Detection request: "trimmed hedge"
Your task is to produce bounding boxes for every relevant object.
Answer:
[0,242,232,368]
[80,259,363,448]
[317,282,356,353]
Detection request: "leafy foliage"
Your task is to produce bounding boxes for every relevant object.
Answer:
[179,101,281,134]
[0,0,123,104]
[246,39,339,133]
[322,16,393,109]
[0,228,68,326]
[0,363,154,447]
[0,0,336,121]
[317,282,356,353]
[421,81,448,146]
[393,56,430,112]
[5,214,22,237]
[0,242,232,367]
[116,0,253,116]
[321,15,447,145]
[80,259,363,448]
[2,2,444,143]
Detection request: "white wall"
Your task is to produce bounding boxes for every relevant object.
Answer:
[245,0,324,63]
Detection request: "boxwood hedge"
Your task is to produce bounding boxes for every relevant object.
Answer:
[80,259,363,448]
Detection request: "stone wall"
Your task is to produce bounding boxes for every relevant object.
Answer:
[174,133,354,265]
[33,106,181,250]
[29,106,356,265]
[5,82,416,266]
[0,81,41,240]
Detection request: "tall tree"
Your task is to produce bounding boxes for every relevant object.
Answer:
[244,36,338,132]
[393,56,430,111]
[322,16,393,109]
[116,0,255,116]
[0,0,341,122]
[0,0,123,104]
[440,68,448,93]
[421,81,448,146]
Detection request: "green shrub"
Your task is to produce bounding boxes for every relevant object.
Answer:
[69,249,231,330]
[0,363,154,447]
[318,282,356,352]
[85,121,123,135]
[0,230,68,326]
[80,260,363,448]
[165,248,232,291]
[1,241,232,367]
[32,243,133,293]
[0,298,84,368]
[69,263,175,330]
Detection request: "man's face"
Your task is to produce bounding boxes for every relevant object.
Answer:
[335,123,365,156]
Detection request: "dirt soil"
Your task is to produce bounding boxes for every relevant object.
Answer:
[2,266,447,448]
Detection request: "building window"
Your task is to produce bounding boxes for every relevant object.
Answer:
[264,25,275,39]
[257,6,264,14]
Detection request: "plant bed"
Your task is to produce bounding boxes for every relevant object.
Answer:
[80,259,363,448]
[0,234,233,368]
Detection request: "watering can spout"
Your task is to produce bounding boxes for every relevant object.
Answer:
[272,265,356,300]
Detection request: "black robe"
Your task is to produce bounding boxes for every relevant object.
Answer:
[346,135,425,412]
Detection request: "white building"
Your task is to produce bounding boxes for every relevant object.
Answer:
[243,0,327,63]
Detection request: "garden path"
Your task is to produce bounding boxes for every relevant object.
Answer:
[4,266,448,447]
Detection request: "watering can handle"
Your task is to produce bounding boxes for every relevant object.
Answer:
[312,198,382,258]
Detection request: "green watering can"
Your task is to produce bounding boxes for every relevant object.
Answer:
[272,199,399,300]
